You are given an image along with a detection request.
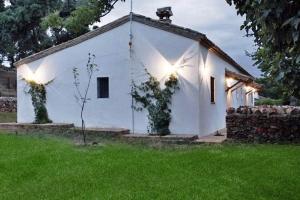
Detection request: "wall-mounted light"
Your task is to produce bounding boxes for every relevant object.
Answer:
[25,70,44,84]
[165,64,179,76]
[245,85,252,92]
[22,65,47,84]
[226,78,235,87]
[27,72,38,83]
[245,85,257,94]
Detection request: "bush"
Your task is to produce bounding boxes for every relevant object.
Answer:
[255,98,283,106]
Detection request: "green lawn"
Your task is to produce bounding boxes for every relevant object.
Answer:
[0,112,17,123]
[0,134,299,200]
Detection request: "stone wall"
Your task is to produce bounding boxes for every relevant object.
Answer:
[0,67,16,97]
[226,106,300,143]
[0,97,17,112]
[0,123,74,135]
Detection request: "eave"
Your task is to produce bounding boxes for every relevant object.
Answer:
[225,70,262,91]
[14,13,253,78]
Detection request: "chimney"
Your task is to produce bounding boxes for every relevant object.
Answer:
[156,7,173,24]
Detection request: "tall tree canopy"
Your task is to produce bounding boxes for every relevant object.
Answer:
[0,0,5,11]
[0,0,62,66]
[0,0,123,67]
[226,0,300,99]
[42,0,124,45]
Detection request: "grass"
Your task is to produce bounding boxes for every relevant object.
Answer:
[0,134,299,200]
[0,112,16,123]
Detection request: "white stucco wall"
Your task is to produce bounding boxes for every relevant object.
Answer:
[17,20,249,136]
[196,43,247,135]
[18,23,133,130]
[130,22,200,134]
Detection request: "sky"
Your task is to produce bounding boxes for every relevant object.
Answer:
[100,0,261,77]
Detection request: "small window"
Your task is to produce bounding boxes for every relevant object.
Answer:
[210,76,215,104]
[97,77,109,98]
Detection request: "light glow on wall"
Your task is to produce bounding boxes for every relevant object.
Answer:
[156,50,192,79]
[165,63,179,76]
[245,85,252,92]
[20,65,37,83]
[132,32,199,86]
[164,58,188,77]
[226,78,235,87]
[21,64,53,84]
[24,69,42,84]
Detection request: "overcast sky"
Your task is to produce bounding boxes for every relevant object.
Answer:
[100,0,261,77]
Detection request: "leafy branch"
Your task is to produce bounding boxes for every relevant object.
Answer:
[131,70,179,135]
[23,79,53,124]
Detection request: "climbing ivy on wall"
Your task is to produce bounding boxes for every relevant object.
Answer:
[24,80,53,124]
[131,71,179,135]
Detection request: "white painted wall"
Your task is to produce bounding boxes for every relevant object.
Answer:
[196,43,247,135]
[130,22,200,134]
[17,20,249,136]
[18,23,133,130]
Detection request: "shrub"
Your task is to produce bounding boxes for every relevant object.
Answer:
[255,98,283,106]
[26,81,52,124]
[131,71,179,136]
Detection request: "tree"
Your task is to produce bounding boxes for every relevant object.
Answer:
[0,0,5,11]
[42,0,125,45]
[255,77,290,104]
[0,0,62,67]
[0,0,124,67]
[226,0,300,99]
[72,53,99,145]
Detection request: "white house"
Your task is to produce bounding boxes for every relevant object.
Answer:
[15,8,260,136]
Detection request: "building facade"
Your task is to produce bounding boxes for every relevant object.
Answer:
[15,11,260,136]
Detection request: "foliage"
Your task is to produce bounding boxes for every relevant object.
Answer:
[0,0,124,67]
[132,71,179,135]
[24,80,53,124]
[255,77,292,105]
[1,134,300,200]
[72,53,99,144]
[0,0,4,12]
[226,0,300,99]
[255,98,283,106]
[42,0,125,45]
[255,78,286,100]
[0,0,62,67]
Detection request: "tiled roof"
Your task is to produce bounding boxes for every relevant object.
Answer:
[14,13,252,77]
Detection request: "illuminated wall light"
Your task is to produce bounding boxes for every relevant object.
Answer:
[25,71,41,84]
[201,65,208,77]
[245,85,253,92]
[26,72,35,82]
[22,65,45,84]
[165,63,179,76]
[226,78,235,87]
